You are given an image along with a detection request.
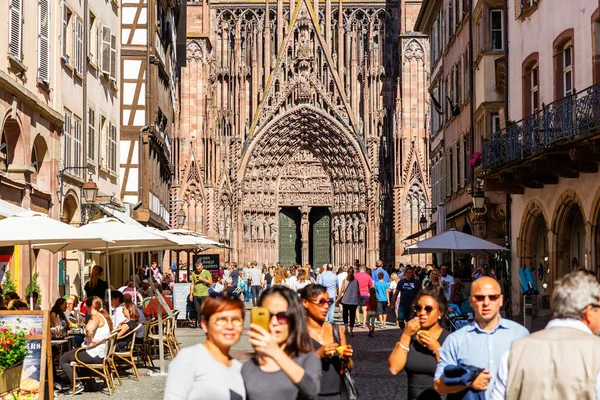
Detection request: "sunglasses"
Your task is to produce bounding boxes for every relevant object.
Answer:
[413,304,435,314]
[269,311,289,325]
[472,294,501,302]
[309,299,335,307]
[213,316,244,327]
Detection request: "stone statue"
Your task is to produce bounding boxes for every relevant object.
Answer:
[346,218,353,243]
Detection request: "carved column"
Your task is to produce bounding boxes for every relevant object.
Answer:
[300,206,311,265]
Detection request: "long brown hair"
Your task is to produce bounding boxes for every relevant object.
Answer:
[346,266,356,281]
[91,297,113,331]
[89,265,104,289]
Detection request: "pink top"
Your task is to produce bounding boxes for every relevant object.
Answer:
[354,272,373,296]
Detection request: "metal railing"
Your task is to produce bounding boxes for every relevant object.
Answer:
[483,83,600,173]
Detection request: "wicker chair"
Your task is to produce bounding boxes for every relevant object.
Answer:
[148,317,175,359]
[133,320,154,369]
[112,324,143,382]
[71,331,119,396]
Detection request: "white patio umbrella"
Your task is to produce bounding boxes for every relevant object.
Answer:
[0,211,112,309]
[402,228,508,271]
[166,228,227,248]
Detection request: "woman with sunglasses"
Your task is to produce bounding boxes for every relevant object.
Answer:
[301,284,353,400]
[164,293,246,399]
[243,286,321,400]
[388,286,449,400]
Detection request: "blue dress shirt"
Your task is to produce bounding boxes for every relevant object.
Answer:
[317,271,338,299]
[434,317,529,399]
[371,267,390,283]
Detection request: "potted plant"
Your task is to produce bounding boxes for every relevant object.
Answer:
[470,151,483,167]
[0,325,28,395]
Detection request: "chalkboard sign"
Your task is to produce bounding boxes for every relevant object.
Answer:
[172,282,191,320]
[0,311,53,400]
[193,254,219,271]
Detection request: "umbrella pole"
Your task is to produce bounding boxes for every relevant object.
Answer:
[149,250,166,375]
[107,244,112,316]
[451,249,454,273]
[29,241,33,310]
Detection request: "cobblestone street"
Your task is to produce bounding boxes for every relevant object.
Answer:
[59,307,407,399]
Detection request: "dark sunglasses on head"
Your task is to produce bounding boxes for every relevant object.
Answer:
[270,311,289,325]
[309,298,335,307]
[413,304,435,314]
[472,294,501,302]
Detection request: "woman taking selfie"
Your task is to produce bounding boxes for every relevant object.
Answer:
[388,287,449,400]
[243,286,321,400]
[301,284,353,400]
[164,293,246,399]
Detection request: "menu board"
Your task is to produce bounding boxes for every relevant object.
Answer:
[172,283,191,320]
[0,311,53,400]
[193,254,220,279]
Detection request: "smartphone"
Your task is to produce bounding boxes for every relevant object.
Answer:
[251,307,271,332]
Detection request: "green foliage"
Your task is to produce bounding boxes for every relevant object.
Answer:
[1,271,17,296]
[24,272,41,306]
[0,325,28,375]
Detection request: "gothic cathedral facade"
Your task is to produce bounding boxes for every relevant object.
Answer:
[176,0,429,268]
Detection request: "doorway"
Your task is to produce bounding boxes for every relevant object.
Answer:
[279,207,301,266]
[309,207,331,268]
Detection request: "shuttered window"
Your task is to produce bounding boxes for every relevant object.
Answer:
[38,0,50,83]
[73,118,82,169]
[108,123,117,173]
[88,107,95,162]
[101,26,111,75]
[458,137,464,189]
[110,33,117,80]
[62,3,70,58]
[9,0,23,61]
[63,112,72,168]
[75,18,84,75]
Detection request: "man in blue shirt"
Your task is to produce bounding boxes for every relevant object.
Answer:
[434,277,529,398]
[317,264,338,322]
[371,259,390,283]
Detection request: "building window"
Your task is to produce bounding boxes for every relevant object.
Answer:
[522,53,539,117]
[108,123,117,173]
[553,29,574,100]
[9,0,23,61]
[562,43,573,97]
[88,11,97,66]
[73,117,82,169]
[63,111,72,168]
[62,4,72,60]
[38,0,50,83]
[99,114,106,169]
[75,18,84,75]
[87,107,95,162]
[490,10,503,50]
[491,113,500,134]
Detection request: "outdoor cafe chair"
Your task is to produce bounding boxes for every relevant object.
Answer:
[71,331,119,396]
[148,317,175,359]
[133,320,154,369]
[112,324,143,382]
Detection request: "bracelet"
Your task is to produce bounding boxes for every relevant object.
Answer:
[432,348,441,354]
[398,342,410,353]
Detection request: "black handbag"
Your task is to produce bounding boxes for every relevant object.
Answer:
[332,323,359,400]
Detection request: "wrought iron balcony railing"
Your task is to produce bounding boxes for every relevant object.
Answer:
[482,82,600,173]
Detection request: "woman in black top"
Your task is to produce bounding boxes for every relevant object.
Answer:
[388,286,449,400]
[84,265,113,300]
[301,285,353,400]
[115,302,140,351]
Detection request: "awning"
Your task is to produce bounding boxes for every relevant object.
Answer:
[0,199,29,219]
[97,204,144,227]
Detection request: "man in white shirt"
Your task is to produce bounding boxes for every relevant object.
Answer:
[440,264,455,301]
[490,271,600,400]
[110,291,126,327]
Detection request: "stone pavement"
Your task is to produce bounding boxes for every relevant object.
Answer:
[58,307,408,399]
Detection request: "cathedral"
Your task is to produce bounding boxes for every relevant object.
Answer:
[175,0,429,268]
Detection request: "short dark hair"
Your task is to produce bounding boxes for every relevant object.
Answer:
[299,284,327,300]
[413,286,448,314]
[5,292,20,302]
[111,290,124,304]
[378,272,384,279]
[259,286,312,357]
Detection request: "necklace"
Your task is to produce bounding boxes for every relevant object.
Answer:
[308,324,325,344]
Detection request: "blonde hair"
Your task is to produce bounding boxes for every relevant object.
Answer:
[89,265,104,289]
[91,297,113,331]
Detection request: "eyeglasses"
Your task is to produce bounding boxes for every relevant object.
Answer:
[413,304,435,314]
[212,316,244,327]
[269,311,289,325]
[472,294,501,302]
[309,299,335,307]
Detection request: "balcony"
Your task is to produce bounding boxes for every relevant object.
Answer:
[482,83,600,193]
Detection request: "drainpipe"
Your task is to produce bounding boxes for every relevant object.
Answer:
[468,1,475,196]
[503,0,512,319]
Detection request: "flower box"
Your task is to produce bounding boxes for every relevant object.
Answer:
[0,362,23,396]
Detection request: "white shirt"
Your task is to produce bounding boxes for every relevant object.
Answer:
[337,272,348,294]
[490,318,600,400]
[440,274,455,300]
[112,304,126,327]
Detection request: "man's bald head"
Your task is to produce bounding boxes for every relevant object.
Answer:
[471,276,501,295]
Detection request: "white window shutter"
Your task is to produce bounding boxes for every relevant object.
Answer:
[38,0,50,83]
[110,33,117,80]
[62,3,68,57]
[101,25,111,74]
[75,18,83,74]
[9,0,22,61]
